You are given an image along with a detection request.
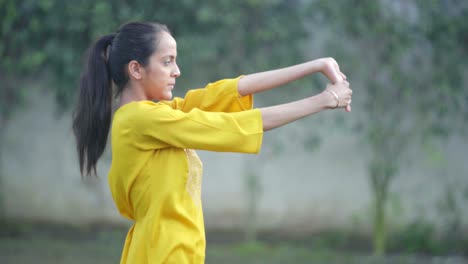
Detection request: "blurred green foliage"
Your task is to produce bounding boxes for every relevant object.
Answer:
[390,220,442,254]
[0,0,307,119]
[310,0,468,255]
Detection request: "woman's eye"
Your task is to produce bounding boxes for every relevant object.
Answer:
[164,57,175,66]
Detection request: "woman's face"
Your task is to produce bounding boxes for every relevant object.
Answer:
[142,31,181,101]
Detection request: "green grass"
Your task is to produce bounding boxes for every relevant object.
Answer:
[0,226,466,264]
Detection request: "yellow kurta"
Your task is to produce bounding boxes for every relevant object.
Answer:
[108,77,263,264]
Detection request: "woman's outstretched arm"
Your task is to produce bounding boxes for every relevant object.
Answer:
[237,58,346,96]
[260,81,352,131]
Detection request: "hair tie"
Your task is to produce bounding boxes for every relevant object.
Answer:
[105,34,115,64]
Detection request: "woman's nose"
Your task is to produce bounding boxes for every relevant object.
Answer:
[172,64,181,78]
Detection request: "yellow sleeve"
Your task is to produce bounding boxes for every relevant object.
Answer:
[131,101,263,153]
[161,76,253,113]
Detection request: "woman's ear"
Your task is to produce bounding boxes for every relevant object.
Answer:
[127,60,144,80]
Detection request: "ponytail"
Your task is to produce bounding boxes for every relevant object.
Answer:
[72,34,115,177]
[72,22,170,177]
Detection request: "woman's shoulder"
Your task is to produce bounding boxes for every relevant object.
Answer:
[114,100,170,115]
[113,101,170,125]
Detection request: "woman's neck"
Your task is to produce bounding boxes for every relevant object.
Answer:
[119,84,147,107]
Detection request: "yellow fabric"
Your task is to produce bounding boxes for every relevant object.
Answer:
[108,77,263,264]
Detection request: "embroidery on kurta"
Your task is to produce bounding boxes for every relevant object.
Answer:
[184,149,203,207]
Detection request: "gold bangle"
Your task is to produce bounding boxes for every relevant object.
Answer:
[327,90,339,108]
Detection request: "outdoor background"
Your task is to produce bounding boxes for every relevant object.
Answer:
[1,0,467,263]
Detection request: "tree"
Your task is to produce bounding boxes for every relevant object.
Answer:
[309,0,468,255]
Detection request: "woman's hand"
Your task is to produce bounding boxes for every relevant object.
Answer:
[237,57,352,112]
[323,80,353,111]
[318,57,347,84]
[317,58,352,112]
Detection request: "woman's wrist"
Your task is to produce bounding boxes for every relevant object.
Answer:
[306,59,324,75]
[319,90,339,109]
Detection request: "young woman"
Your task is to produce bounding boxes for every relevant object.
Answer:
[73,22,352,264]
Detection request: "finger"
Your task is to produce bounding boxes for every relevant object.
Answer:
[340,72,347,80]
[331,70,343,84]
[335,75,344,83]
[345,104,352,112]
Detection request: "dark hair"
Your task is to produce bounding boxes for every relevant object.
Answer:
[72,22,170,177]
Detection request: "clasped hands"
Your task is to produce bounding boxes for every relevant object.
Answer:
[318,58,353,112]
